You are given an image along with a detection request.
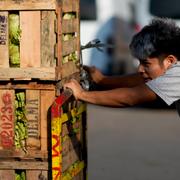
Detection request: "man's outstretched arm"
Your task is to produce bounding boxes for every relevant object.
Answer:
[84,66,144,89]
[64,79,157,107]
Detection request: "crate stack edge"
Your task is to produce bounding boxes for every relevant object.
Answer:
[0,0,86,179]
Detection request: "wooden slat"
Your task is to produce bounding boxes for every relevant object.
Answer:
[41,11,56,67]
[0,90,15,150]
[56,65,78,80]
[0,0,56,10]
[26,170,48,180]
[26,90,41,149]
[0,170,14,180]
[0,83,55,91]
[0,161,48,170]
[62,19,79,33]
[56,61,79,80]
[62,0,79,12]
[20,11,41,68]
[0,149,48,159]
[40,90,55,151]
[0,67,55,80]
[62,38,78,56]
[0,12,9,68]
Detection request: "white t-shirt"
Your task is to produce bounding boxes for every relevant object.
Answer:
[146,62,180,116]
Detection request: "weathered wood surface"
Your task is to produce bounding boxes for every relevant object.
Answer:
[0,149,48,159]
[0,161,48,170]
[41,11,56,67]
[0,83,55,90]
[0,170,14,180]
[40,90,55,151]
[20,11,41,68]
[62,0,79,12]
[0,67,55,80]
[56,61,79,80]
[0,0,56,10]
[62,38,78,56]
[62,19,79,33]
[26,170,48,180]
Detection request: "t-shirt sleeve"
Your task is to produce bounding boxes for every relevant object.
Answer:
[146,63,180,106]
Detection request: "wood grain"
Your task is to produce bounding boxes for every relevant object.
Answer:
[41,11,56,67]
[40,90,55,151]
[0,0,56,10]
[20,11,41,68]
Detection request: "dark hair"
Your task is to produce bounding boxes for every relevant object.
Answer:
[129,18,180,61]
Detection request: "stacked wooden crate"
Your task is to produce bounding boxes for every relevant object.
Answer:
[0,0,87,179]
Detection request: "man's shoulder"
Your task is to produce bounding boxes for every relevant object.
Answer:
[167,61,180,74]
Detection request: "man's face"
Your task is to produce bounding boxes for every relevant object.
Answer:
[138,57,167,82]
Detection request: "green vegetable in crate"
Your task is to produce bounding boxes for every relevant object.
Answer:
[63,33,74,41]
[63,13,76,20]
[9,13,21,67]
[69,52,78,62]
[62,52,78,64]
[9,43,20,67]
[62,55,69,64]
[15,171,26,180]
[15,92,28,152]
[9,14,21,45]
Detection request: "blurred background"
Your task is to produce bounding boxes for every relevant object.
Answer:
[80,0,180,75]
[80,0,180,179]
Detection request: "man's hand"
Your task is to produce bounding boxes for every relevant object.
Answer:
[64,79,85,100]
[83,66,105,84]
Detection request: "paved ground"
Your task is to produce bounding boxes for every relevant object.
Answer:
[87,104,180,180]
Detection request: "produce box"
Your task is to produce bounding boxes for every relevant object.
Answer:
[0,86,87,179]
[0,84,55,157]
[0,1,87,179]
[0,0,80,81]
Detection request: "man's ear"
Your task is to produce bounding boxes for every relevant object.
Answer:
[164,55,177,69]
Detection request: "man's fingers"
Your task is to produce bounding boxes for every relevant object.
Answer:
[64,79,79,89]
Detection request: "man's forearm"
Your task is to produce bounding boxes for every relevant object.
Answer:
[80,88,138,107]
[97,73,144,89]
[64,79,157,107]
[80,90,125,107]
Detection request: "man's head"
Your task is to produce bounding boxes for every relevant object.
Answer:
[129,18,180,81]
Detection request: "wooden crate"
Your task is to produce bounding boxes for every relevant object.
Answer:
[0,86,87,180]
[0,83,56,159]
[0,0,80,81]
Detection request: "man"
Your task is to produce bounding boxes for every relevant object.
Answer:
[64,18,180,115]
